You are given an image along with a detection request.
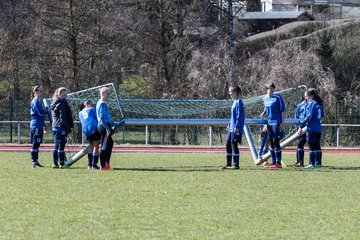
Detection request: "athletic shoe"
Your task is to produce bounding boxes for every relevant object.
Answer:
[222,165,232,170]
[88,166,92,170]
[92,165,100,170]
[267,163,282,169]
[32,162,44,168]
[100,164,110,171]
[304,164,315,169]
[314,165,322,168]
[60,165,69,169]
[105,162,110,168]
[52,165,59,169]
[232,165,240,170]
[293,162,304,168]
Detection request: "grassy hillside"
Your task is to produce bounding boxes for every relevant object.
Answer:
[235,18,360,126]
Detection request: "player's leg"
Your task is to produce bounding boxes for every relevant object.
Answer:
[92,139,100,169]
[267,125,277,165]
[295,135,306,167]
[87,141,95,169]
[30,128,44,168]
[52,131,60,168]
[274,124,283,166]
[223,132,232,169]
[231,134,242,169]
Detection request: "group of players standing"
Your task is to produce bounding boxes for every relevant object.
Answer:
[30,82,324,170]
[224,82,324,170]
[30,86,114,170]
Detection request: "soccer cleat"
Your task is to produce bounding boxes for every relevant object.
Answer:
[88,166,92,170]
[92,165,100,170]
[293,163,304,168]
[304,164,315,169]
[222,165,232,170]
[100,163,111,171]
[232,165,240,170]
[267,163,282,169]
[32,162,44,168]
[314,165,322,168]
[52,165,59,169]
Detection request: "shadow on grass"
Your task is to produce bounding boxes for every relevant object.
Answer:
[318,166,360,171]
[113,166,222,172]
[64,165,360,172]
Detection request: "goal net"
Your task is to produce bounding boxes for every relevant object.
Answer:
[61,83,306,166]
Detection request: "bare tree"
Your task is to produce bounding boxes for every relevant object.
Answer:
[208,0,248,85]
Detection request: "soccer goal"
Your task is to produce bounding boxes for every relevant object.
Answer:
[63,83,307,167]
[63,83,126,167]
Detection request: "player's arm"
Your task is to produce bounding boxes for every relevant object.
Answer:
[34,98,48,116]
[235,100,245,134]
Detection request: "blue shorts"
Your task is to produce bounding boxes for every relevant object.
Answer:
[267,124,284,141]
[53,130,67,143]
[87,130,101,142]
[306,132,321,144]
[226,132,242,145]
[30,128,43,144]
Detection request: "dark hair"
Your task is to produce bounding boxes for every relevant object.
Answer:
[79,103,86,111]
[229,85,241,96]
[79,100,92,111]
[31,86,41,99]
[265,82,276,89]
[306,88,323,106]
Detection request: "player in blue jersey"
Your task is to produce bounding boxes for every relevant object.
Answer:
[260,82,286,169]
[51,87,74,168]
[30,86,49,168]
[223,85,245,170]
[78,100,101,170]
[293,94,308,168]
[298,88,324,169]
[96,87,115,170]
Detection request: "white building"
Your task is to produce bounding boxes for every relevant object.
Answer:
[260,0,360,20]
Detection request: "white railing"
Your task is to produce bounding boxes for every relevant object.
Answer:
[1,120,359,148]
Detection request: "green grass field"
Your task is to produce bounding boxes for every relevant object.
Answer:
[0,151,359,239]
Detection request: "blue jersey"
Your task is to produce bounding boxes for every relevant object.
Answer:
[228,99,245,134]
[30,97,48,129]
[78,107,98,138]
[96,100,114,131]
[300,100,324,133]
[294,100,307,129]
[263,94,285,125]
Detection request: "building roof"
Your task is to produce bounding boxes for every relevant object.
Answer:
[239,11,309,20]
[273,0,360,7]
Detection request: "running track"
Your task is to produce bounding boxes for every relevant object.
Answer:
[0,145,359,154]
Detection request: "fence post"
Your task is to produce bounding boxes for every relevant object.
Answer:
[145,125,148,146]
[336,125,340,148]
[17,121,21,145]
[10,100,13,143]
[209,126,212,147]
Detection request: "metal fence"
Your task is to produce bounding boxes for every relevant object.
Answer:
[1,120,359,148]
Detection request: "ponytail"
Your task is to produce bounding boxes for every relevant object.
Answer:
[307,88,323,106]
[31,86,40,100]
